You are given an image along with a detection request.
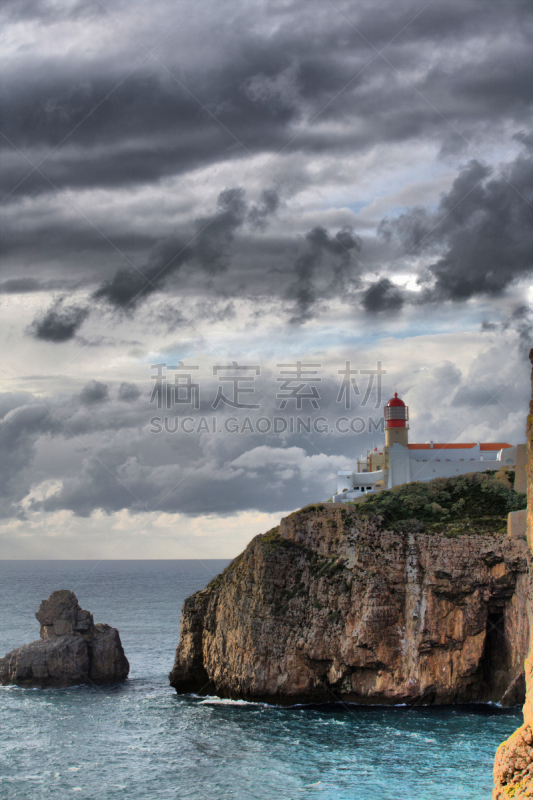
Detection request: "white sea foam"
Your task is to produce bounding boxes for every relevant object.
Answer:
[197,695,270,707]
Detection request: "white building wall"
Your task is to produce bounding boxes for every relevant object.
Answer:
[388,444,411,488]
[334,443,518,501]
[335,469,387,501]
[408,457,510,483]
[407,444,516,463]
[337,471,353,494]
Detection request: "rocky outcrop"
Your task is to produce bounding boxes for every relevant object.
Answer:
[170,496,530,706]
[493,353,533,799]
[0,590,129,688]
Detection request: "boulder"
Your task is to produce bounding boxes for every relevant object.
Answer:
[0,590,129,688]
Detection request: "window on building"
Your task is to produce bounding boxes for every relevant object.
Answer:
[366,486,372,491]
[446,459,450,462]
[436,459,440,462]
[460,459,464,462]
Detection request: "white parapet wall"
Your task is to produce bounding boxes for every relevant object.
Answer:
[508,509,527,539]
[408,457,513,483]
[336,469,387,498]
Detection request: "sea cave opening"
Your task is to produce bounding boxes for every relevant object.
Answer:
[479,606,509,700]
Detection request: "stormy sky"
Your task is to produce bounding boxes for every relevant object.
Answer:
[1,0,533,558]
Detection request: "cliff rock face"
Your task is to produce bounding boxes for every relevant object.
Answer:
[0,590,129,688]
[493,355,533,799]
[170,502,530,706]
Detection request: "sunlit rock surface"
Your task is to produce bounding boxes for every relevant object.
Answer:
[170,479,529,707]
[493,352,533,799]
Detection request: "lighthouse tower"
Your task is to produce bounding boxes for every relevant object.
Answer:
[384,392,409,448]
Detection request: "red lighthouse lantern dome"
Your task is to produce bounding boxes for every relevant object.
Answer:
[384,393,409,428]
[386,392,405,408]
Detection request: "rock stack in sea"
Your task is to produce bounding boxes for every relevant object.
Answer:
[170,473,529,707]
[0,589,129,688]
[493,353,533,799]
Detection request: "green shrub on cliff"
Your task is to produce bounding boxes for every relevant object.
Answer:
[356,472,526,527]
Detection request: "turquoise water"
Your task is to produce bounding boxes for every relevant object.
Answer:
[0,561,522,800]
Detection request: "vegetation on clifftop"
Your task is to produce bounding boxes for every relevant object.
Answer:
[355,471,526,531]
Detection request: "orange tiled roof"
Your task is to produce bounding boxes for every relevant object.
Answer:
[408,442,512,451]
[408,443,474,450]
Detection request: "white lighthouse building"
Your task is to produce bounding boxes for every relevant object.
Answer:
[333,392,526,502]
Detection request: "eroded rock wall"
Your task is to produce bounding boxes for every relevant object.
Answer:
[493,355,533,799]
[170,510,529,706]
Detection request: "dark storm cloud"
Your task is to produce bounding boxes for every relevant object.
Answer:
[3,0,533,342]
[28,299,89,341]
[0,403,57,516]
[247,189,280,230]
[32,422,349,518]
[118,382,141,402]
[26,186,278,338]
[288,226,362,323]
[0,277,84,295]
[23,137,533,340]
[92,239,192,311]
[3,0,533,202]
[1,0,99,24]
[189,187,249,273]
[0,386,156,516]
[362,278,404,313]
[35,448,334,517]
[0,66,296,200]
[79,380,109,405]
[189,299,236,325]
[0,278,42,293]
[91,186,265,311]
[0,392,34,418]
[503,306,533,356]
[379,151,533,302]
[0,383,147,518]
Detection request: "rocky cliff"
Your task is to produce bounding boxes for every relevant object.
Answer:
[493,354,533,799]
[0,590,129,687]
[170,473,529,706]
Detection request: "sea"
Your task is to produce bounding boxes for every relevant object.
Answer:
[0,560,523,800]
